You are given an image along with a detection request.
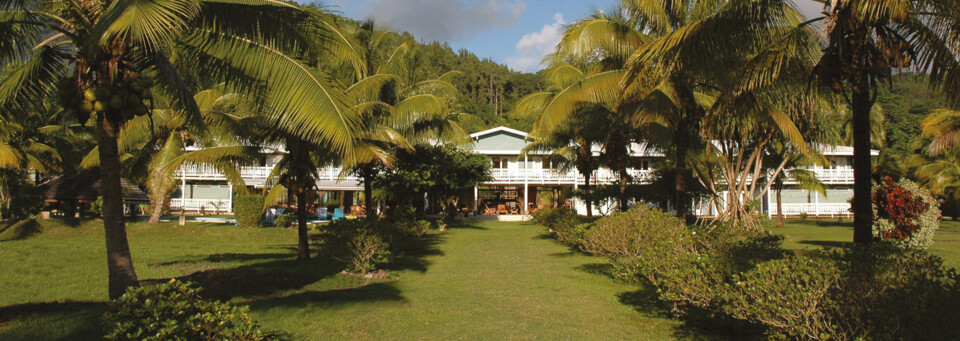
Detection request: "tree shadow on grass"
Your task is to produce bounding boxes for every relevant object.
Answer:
[244,282,405,310]
[798,240,854,249]
[151,252,294,267]
[575,263,618,280]
[446,220,488,230]
[0,301,104,341]
[383,233,446,273]
[614,288,764,340]
[0,219,42,241]
[144,254,346,301]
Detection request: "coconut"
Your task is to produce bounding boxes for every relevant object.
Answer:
[127,94,141,104]
[94,87,111,100]
[83,89,97,102]
[93,101,107,112]
[80,100,94,113]
[109,95,124,109]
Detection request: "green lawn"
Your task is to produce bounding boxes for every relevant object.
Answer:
[2,218,958,340]
[0,219,682,340]
[763,218,960,269]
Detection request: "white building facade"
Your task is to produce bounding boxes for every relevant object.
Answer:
[170,126,871,217]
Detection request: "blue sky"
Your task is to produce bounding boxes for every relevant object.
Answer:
[321,0,824,73]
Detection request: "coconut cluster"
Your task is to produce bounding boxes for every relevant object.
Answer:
[279,175,314,194]
[60,73,154,123]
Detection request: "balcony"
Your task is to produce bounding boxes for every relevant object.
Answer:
[179,164,358,183]
[486,168,654,184]
[785,168,854,184]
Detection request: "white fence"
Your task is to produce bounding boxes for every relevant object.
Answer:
[169,198,232,213]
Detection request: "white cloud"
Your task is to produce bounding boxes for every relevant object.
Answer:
[506,12,565,73]
[362,0,526,42]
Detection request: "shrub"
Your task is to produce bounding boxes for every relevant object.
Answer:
[531,207,571,228]
[233,195,265,228]
[102,280,274,341]
[582,206,694,282]
[872,178,940,249]
[90,196,104,218]
[315,219,390,273]
[721,253,841,340]
[380,218,431,253]
[532,207,593,248]
[827,245,960,339]
[273,213,296,228]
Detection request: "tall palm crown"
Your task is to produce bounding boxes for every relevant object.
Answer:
[811,0,960,243]
[0,0,362,298]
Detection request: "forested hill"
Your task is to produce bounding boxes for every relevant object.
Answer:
[414,41,542,132]
[325,15,543,133]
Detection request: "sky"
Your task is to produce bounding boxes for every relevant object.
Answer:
[321,0,826,73]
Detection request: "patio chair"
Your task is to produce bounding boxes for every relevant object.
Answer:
[497,204,507,215]
[332,208,345,220]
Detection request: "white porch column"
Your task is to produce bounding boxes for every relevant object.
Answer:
[227,183,234,213]
[181,169,187,201]
[473,186,478,214]
[814,190,820,217]
[523,183,529,216]
[523,154,529,216]
[766,186,773,219]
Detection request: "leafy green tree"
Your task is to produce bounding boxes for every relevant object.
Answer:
[373,145,491,217]
[0,0,360,298]
[811,0,960,244]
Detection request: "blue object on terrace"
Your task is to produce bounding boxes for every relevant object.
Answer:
[332,208,344,220]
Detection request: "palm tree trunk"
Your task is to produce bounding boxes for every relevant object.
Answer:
[851,81,874,244]
[584,171,593,218]
[148,194,167,224]
[97,114,139,299]
[675,118,691,223]
[363,171,375,218]
[296,189,310,260]
[618,170,628,212]
[775,186,784,227]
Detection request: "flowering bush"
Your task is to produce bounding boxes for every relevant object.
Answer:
[872,177,940,249]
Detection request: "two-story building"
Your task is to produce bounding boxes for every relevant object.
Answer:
[168,126,871,218]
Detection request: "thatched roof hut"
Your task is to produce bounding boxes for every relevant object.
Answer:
[37,168,150,204]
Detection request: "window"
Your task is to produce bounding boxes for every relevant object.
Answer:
[640,160,650,170]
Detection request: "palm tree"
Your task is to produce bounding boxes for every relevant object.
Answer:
[811,0,960,243]
[921,109,960,155]
[0,0,360,298]
[343,26,474,217]
[512,64,606,217]
[913,151,960,220]
[82,86,256,223]
[618,0,809,222]
[529,8,647,212]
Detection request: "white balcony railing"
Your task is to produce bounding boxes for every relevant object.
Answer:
[486,168,654,184]
[785,168,854,184]
[178,164,358,183]
[169,198,232,213]
[773,203,851,217]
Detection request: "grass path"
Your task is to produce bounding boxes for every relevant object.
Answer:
[251,221,680,340]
